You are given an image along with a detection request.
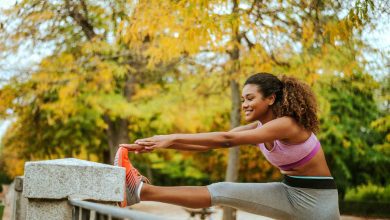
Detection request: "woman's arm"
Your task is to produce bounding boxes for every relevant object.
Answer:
[229,121,259,132]
[165,121,259,152]
[120,123,259,152]
[166,143,209,152]
[173,117,297,147]
[135,117,299,150]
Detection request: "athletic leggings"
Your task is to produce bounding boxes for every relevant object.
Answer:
[207,175,340,220]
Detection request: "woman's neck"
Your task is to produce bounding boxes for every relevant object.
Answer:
[259,110,275,124]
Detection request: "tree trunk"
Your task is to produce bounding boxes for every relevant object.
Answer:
[104,74,136,164]
[223,80,241,220]
[223,0,241,219]
[104,117,129,164]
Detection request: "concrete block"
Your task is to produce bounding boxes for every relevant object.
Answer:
[25,199,72,220]
[23,158,125,201]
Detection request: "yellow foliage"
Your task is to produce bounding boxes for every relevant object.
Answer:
[323,20,353,46]
[1,148,25,178]
[302,21,315,47]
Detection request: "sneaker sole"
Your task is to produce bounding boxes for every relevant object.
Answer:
[114,147,127,207]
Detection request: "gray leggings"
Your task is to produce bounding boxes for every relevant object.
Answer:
[207,182,340,220]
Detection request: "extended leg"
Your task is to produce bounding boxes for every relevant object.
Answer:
[114,147,211,208]
[141,184,211,208]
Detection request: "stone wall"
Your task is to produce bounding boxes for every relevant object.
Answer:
[14,158,125,220]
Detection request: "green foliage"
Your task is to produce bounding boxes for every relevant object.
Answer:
[348,0,375,26]
[345,183,390,202]
[0,204,4,220]
[0,167,12,193]
[318,72,390,197]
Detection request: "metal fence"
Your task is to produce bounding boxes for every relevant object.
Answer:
[69,199,168,220]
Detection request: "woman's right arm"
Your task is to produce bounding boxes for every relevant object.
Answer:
[166,143,210,152]
[229,121,258,132]
[166,121,259,152]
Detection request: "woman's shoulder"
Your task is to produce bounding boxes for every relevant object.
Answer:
[267,117,304,139]
[272,116,300,127]
[273,117,312,143]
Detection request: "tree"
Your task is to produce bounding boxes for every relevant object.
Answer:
[0,0,181,165]
[120,0,378,218]
[318,72,390,198]
[0,1,387,218]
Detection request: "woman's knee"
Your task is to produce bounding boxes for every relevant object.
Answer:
[207,182,237,198]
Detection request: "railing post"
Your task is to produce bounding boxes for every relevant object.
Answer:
[11,176,27,220]
[22,158,125,220]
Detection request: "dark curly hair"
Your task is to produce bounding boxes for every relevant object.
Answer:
[244,72,319,133]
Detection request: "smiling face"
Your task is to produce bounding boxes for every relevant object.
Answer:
[241,84,275,122]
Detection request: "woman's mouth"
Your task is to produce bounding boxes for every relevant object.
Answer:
[244,110,253,116]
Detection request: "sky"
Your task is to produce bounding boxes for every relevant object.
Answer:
[0,1,389,141]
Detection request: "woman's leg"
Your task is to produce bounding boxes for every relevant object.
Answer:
[114,147,212,208]
[115,148,338,219]
[206,182,293,219]
[141,182,295,219]
[141,184,211,208]
[115,147,291,217]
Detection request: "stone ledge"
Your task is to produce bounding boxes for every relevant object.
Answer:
[23,158,125,201]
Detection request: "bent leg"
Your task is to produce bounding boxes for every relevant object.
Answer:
[140,184,212,209]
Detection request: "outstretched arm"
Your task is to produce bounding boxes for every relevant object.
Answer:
[165,121,259,152]
[166,143,210,152]
[121,122,259,152]
[135,117,299,150]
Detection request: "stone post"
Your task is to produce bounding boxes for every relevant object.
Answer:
[12,176,27,220]
[23,158,125,220]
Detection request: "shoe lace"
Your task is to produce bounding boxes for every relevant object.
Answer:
[131,167,151,184]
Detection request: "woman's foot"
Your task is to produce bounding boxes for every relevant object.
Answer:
[114,147,149,207]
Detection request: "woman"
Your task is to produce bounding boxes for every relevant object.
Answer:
[115,72,340,219]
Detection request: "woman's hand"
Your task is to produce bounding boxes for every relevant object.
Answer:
[134,135,175,150]
[118,143,153,154]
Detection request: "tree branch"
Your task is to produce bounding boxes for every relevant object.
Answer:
[64,0,96,40]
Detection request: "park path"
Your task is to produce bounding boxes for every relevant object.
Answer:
[131,201,385,220]
[131,201,272,220]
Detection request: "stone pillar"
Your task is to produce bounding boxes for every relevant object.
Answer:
[23,158,125,220]
[12,176,27,220]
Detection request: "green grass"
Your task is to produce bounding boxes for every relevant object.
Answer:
[0,204,4,220]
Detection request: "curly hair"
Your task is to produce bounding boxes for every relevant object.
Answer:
[244,73,319,133]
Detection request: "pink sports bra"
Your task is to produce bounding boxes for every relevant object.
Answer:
[257,121,321,171]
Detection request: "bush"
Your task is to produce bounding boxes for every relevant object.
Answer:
[345,183,390,202]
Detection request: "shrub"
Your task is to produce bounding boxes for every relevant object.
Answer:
[345,183,390,202]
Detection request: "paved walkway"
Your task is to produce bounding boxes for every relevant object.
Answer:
[131,201,272,220]
[131,201,384,220]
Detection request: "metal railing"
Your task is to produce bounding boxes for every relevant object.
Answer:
[69,199,168,220]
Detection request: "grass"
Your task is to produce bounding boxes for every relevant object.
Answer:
[0,204,3,220]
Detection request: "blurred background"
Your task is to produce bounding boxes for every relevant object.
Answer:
[0,0,389,219]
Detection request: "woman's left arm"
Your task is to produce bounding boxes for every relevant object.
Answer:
[136,117,299,150]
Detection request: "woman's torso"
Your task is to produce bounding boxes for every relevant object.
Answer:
[258,121,332,177]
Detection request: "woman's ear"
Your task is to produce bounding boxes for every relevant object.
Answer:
[268,94,276,105]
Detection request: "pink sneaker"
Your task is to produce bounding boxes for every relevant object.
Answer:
[114,147,150,207]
